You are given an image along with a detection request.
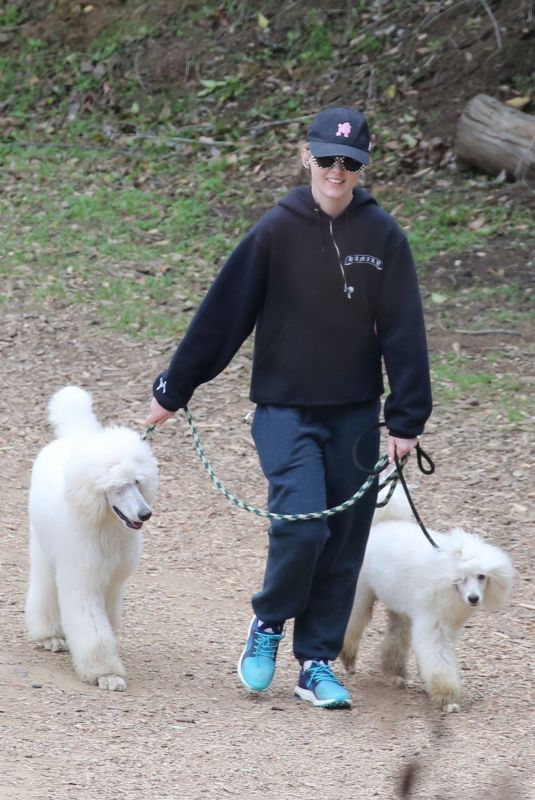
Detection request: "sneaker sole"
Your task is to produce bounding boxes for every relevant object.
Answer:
[294,686,351,709]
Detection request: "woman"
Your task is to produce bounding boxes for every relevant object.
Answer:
[146,106,432,709]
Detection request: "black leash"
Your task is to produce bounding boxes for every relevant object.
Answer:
[353,422,439,550]
[394,448,439,549]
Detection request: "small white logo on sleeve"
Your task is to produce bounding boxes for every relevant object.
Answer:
[156,377,167,394]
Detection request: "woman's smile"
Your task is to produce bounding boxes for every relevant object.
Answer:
[309,161,360,216]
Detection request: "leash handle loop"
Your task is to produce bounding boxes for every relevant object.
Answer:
[416,442,435,475]
[351,421,387,475]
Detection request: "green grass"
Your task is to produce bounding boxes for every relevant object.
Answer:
[1,138,532,341]
[424,284,533,331]
[0,4,27,26]
[0,1,532,439]
[0,145,253,336]
[378,191,532,263]
[286,10,333,65]
[430,353,532,423]
[0,4,532,349]
[463,285,533,326]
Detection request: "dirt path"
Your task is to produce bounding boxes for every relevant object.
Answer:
[1,295,533,800]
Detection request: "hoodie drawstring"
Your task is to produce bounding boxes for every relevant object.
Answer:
[329,218,354,299]
[313,197,354,300]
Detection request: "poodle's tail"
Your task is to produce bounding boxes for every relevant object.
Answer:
[48,385,101,439]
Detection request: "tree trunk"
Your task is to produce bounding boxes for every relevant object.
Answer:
[455,94,535,179]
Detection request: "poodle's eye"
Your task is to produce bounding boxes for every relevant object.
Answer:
[477,574,486,581]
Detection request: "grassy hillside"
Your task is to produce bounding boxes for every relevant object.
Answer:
[1,0,533,336]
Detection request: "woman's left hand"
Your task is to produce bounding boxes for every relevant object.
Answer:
[387,435,418,464]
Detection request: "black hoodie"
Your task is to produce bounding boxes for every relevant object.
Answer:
[153,186,432,438]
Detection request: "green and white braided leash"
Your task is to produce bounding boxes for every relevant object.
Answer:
[143,408,402,522]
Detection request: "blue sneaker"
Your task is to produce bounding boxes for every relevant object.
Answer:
[237,616,284,693]
[294,660,351,708]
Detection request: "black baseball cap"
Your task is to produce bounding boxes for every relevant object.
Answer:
[307,107,371,164]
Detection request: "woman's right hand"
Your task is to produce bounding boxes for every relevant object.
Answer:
[145,397,176,426]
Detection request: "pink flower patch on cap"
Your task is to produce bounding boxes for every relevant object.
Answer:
[336,122,352,138]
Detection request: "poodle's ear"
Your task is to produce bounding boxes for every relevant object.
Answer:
[65,462,108,525]
[66,479,108,524]
[483,563,516,612]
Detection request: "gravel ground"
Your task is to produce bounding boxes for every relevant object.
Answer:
[1,295,533,800]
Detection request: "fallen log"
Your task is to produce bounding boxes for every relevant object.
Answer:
[455,94,535,179]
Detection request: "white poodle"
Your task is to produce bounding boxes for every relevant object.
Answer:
[26,386,158,691]
[341,517,515,712]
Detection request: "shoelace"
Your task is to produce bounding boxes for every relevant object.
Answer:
[253,630,284,659]
[305,662,341,686]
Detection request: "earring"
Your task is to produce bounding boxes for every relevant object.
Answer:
[304,160,310,169]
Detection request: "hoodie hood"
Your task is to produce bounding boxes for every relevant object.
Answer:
[277,185,378,220]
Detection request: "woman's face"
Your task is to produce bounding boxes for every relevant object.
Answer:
[302,146,361,215]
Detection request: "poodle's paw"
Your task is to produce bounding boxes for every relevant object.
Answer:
[428,676,461,712]
[40,636,68,653]
[339,649,356,674]
[97,674,127,692]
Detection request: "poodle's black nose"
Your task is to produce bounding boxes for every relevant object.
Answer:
[468,594,480,605]
[139,510,152,522]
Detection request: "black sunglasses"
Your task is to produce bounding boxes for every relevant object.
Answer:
[310,154,365,173]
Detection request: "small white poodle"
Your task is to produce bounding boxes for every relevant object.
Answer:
[26,386,158,691]
[341,512,515,712]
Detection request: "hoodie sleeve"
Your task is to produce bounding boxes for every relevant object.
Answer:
[376,236,432,438]
[153,230,269,411]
